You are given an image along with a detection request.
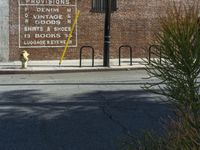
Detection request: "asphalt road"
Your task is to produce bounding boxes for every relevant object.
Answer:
[0,70,173,150]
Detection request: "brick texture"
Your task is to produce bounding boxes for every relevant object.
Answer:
[9,0,168,61]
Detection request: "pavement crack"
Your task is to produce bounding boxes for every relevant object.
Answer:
[98,92,132,136]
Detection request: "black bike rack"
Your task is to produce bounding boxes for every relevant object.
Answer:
[80,46,95,67]
[148,45,161,64]
[119,45,133,66]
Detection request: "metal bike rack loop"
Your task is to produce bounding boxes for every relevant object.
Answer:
[119,45,133,66]
[148,45,162,64]
[80,46,95,67]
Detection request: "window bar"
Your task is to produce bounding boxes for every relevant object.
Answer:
[98,0,100,12]
[92,0,95,10]
[103,0,105,12]
[101,0,103,12]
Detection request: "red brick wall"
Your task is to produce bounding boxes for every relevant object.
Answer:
[9,0,167,61]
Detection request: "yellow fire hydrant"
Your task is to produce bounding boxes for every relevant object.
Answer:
[20,50,29,69]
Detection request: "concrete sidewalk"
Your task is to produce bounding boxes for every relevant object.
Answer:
[0,58,147,74]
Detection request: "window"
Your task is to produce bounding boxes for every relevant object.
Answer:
[91,0,117,13]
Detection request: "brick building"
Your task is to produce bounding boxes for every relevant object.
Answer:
[0,0,169,61]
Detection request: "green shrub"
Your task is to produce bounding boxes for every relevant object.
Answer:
[146,0,200,115]
[122,1,200,149]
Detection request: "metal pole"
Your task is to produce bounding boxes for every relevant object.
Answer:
[103,0,111,67]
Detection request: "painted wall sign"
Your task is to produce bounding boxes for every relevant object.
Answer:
[19,0,77,48]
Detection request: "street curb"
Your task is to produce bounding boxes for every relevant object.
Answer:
[0,66,146,74]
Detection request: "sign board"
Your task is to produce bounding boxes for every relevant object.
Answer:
[19,0,77,48]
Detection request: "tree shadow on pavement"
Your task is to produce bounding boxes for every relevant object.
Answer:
[0,89,174,150]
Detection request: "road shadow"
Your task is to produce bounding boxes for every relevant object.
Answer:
[0,89,174,150]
